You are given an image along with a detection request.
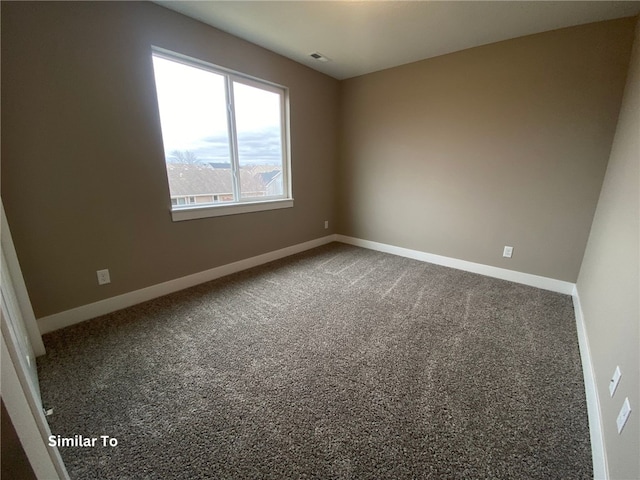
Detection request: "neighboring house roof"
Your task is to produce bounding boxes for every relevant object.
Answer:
[258,170,281,187]
[166,163,280,197]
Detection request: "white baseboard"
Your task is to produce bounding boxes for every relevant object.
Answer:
[572,287,608,480]
[38,233,575,333]
[336,235,575,295]
[37,235,338,334]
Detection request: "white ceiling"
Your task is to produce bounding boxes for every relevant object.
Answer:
[156,1,640,80]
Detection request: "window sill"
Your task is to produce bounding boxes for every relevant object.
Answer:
[171,198,294,222]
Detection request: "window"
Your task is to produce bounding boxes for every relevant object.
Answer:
[151,48,292,221]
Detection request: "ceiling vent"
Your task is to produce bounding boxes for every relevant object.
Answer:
[309,52,330,63]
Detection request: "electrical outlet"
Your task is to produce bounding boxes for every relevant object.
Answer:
[96,269,111,285]
[324,220,329,229]
[616,398,631,434]
[503,246,513,258]
[609,366,622,397]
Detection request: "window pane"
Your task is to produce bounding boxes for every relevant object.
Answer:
[233,82,284,199]
[152,56,234,205]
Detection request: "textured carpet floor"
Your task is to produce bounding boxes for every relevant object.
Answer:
[37,242,592,479]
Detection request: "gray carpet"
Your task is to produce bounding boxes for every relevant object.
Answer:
[37,242,592,479]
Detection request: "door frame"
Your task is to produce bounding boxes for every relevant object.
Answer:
[1,199,69,479]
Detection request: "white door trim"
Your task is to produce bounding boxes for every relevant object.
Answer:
[1,197,68,479]
[1,201,45,355]
[1,311,69,479]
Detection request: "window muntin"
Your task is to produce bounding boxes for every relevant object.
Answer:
[151,49,291,219]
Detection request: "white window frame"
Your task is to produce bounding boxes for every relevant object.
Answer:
[152,47,293,222]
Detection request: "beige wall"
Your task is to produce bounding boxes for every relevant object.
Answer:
[577,18,639,480]
[338,18,636,282]
[1,2,339,318]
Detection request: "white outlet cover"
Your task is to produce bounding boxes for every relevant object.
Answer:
[503,246,513,258]
[609,365,622,397]
[616,398,631,434]
[97,269,111,285]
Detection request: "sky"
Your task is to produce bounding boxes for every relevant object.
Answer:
[152,55,283,165]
